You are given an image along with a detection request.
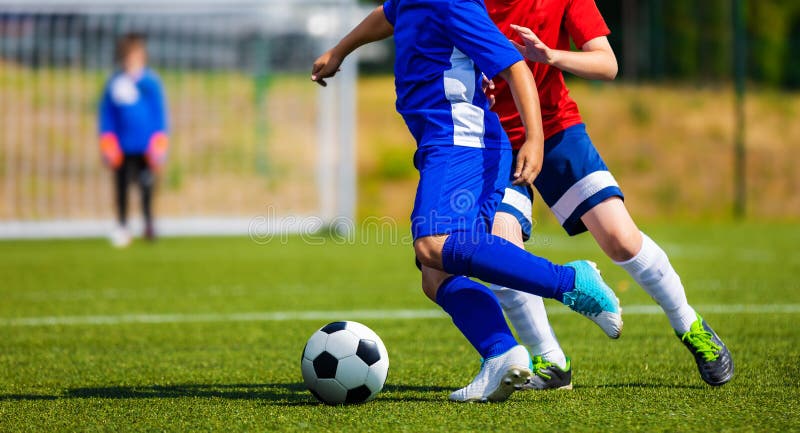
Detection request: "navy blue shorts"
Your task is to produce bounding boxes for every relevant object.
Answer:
[411,145,511,240]
[496,123,624,237]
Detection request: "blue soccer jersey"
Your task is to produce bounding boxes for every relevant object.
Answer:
[99,68,168,155]
[382,0,523,149]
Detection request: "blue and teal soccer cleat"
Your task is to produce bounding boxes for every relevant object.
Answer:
[521,355,573,390]
[678,315,734,386]
[562,260,623,339]
[449,345,532,403]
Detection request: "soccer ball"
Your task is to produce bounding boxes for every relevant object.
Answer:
[301,321,389,405]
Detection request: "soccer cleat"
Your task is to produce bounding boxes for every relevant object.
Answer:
[109,226,132,248]
[562,261,623,339]
[521,355,573,390]
[449,345,532,403]
[678,315,734,386]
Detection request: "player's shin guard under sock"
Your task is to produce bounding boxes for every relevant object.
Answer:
[441,231,575,300]
[491,285,567,369]
[435,276,518,359]
[615,232,697,334]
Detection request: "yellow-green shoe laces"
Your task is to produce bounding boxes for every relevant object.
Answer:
[681,320,721,362]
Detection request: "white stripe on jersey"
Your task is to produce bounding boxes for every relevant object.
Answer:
[551,171,619,224]
[443,48,485,148]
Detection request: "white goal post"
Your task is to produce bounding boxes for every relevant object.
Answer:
[0,0,363,239]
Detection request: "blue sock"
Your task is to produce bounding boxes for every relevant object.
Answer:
[441,231,576,300]
[435,275,518,359]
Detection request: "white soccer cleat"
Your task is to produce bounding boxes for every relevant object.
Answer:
[110,226,132,248]
[449,345,532,403]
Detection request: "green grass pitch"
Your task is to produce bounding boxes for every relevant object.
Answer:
[1,221,798,431]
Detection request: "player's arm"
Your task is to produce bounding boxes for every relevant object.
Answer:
[98,83,123,169]
[146,76,169,170]
[510,25,617,81]
[444,0,545,185]
[311,5,394,86]
[497,61,544,186]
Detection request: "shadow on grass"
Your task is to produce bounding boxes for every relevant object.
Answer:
[0,382,451,404]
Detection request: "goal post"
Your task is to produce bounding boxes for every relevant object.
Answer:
[0,0,362,239]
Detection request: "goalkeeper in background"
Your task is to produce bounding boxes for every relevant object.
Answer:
[99,33,168,247]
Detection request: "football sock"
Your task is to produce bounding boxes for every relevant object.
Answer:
[441,231,575,300]
[615,232,697,334]
[435,276,518,359]
[491,285,568,369]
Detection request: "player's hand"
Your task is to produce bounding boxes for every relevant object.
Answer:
[510,24,556,65]
[513,140,543,186]
[481,74,496,108]
[311,50,343,87]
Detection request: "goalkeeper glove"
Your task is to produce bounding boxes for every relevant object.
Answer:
[100,133,123,169]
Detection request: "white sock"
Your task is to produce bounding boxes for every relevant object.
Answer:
[490,285,567,369]
[615,232,698,334]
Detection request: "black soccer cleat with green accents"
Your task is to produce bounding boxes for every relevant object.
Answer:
[520,356,573,390]
[678,315,734,386]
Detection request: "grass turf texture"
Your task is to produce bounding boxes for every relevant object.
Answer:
[1,222,798,431]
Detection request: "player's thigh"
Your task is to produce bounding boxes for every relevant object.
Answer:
[133,156,155,188]
[581,197,642,261]
[493,212,525,248]
[115,156,133,190]
[534,123,624,236]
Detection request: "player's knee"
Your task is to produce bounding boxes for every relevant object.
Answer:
[601,227,642,262]
[413,236,444,269]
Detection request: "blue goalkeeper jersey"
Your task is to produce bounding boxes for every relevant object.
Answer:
[99,68,168,155]
[382,0,523,149]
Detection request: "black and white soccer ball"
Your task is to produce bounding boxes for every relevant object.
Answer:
[301,321,389,405]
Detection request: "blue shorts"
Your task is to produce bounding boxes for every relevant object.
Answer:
[411,145,511,240]
[497,123,624,237]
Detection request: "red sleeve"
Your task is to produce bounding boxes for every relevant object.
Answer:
[564,0,610,48]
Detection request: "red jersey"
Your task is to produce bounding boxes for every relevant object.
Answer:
[486,0,610,148]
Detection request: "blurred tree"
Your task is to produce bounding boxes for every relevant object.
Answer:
[785,12,800,89]
[664,0,698,79]
[698,0,731,82]
[749,0,789,86]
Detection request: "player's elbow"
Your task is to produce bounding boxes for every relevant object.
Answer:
[496,60,525,83]
[602,62,618,81]
[600,55,618,81]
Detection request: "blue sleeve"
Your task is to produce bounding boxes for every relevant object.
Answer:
[382,0,396,26]
[446,0,523,79]
[98,81,116,135]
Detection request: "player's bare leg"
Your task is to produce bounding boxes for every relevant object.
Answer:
[582,197,733,386]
